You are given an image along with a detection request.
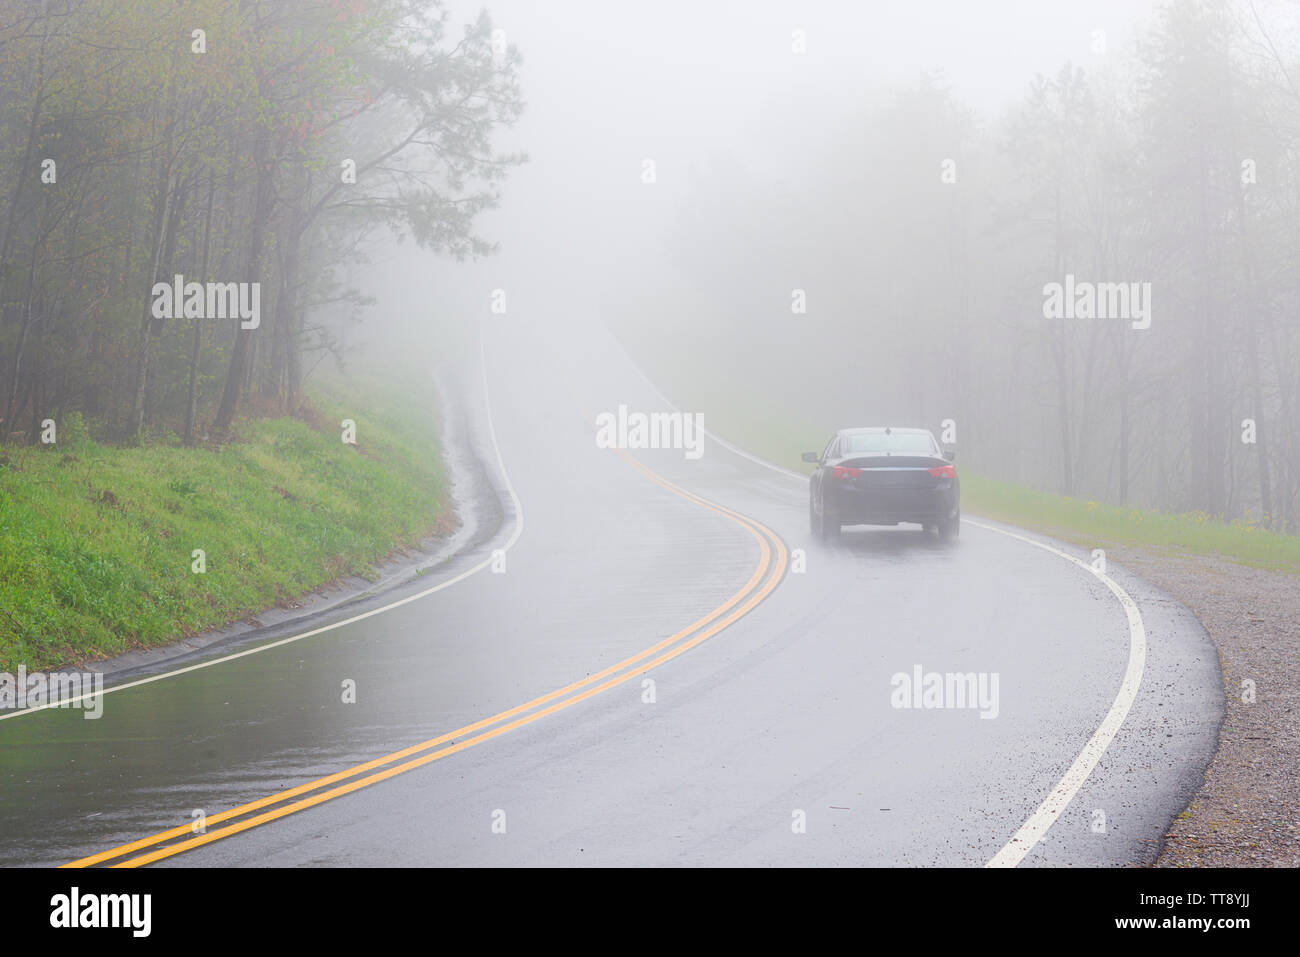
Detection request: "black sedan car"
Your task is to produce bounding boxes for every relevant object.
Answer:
[803,427,960,542]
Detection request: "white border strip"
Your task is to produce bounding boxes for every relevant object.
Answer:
[616,337,1147,866]
[966,519,1147,867]
[0,335,523,721]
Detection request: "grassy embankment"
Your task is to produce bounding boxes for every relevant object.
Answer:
[0,374,450,673]
[616,328,1300,576]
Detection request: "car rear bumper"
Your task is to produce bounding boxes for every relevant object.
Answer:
[827,484,959,526]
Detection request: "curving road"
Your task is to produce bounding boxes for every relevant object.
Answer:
[0,314,1222,867]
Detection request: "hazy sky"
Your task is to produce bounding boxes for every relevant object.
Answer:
[370,1,1169,344]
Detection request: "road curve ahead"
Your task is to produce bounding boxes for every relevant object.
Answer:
[0,314,1221,867]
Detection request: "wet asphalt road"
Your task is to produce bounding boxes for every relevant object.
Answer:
[0,316,1222,867]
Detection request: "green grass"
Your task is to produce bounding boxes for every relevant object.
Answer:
[961,473,1300,574]
[0,377,449,672]
[610,326,1300,576]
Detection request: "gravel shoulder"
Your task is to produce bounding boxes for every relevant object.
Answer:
[1108,546,1300,867]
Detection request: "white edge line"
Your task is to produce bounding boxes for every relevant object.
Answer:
[0,333,523,722]
[616,335,1147,867]
[609,333,808,481]
[966,519,1147,867]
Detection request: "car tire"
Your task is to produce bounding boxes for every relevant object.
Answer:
[937,510,960,543]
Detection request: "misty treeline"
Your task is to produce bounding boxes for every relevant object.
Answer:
[620,0,1300,527]
[0,0,522,444]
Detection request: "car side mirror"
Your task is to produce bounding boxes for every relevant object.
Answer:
[944,447,957,463]
[801,451,819,464]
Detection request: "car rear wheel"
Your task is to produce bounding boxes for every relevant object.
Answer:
[937,510,960,542]
[810,492,839,542]
[820,508,840,542]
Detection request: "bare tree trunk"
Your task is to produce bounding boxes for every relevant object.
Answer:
[213,136,273,433]
[1231,166,1273,526]
[272,222,303,410]
[0,25,48,311]
[1050,175,1075,495]
[2,232,45,440]
[184,172,216,445]
[128,158,174,437]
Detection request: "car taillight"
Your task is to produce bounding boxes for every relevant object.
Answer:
[832,466,863,479]
[928,465,956,479]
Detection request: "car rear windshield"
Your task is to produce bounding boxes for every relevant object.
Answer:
[842,432,936,454]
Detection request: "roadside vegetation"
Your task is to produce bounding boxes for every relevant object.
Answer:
[959,473,1300,574]
[0,1,521,446]
[0,374,448,673]
[626,342,1300,576]
[0,1,521,675]
[608,1,1300,534]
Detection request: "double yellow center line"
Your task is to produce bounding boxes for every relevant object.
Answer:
[65,448,788,868]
